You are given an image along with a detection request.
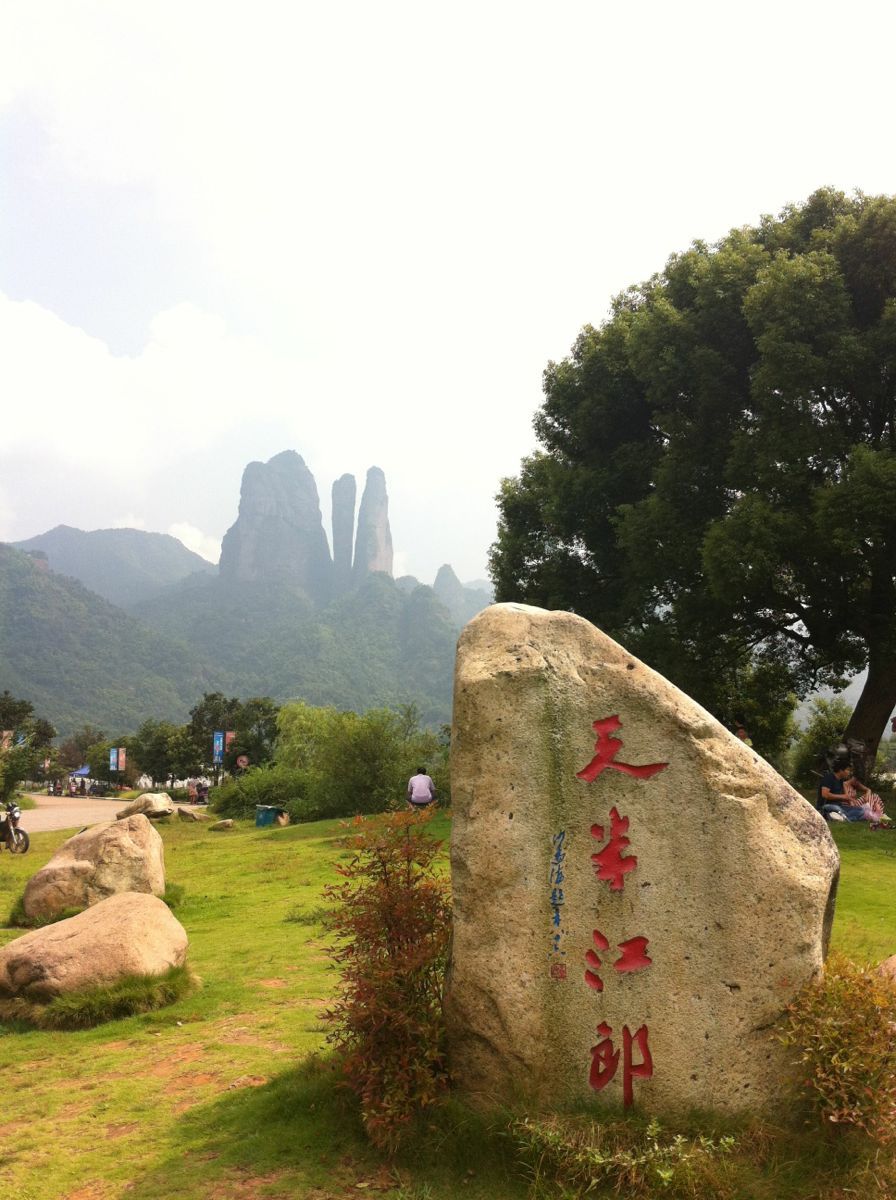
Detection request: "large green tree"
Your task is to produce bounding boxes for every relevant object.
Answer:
[0,691,56,801]
[491,189,896,767]
[187,692,279,772]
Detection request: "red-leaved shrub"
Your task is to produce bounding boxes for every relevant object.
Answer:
[782,953,896,1144]
[323,809,452,1152]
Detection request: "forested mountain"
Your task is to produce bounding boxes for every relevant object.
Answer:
[14,525,215,609]
[4,451,488,735]
[132,572,456,726]
[0,544,220,735]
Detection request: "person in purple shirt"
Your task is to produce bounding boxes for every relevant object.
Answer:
[407,766,436,809]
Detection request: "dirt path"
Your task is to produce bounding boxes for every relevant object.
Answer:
[20,792,128,833]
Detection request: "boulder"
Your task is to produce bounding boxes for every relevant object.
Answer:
[0,892,187,1001]
[177,806,211,822]
[209,820,234,831]
[445,603,840,1116]
[22,815,165,922]
[117,792,174,820]
[878,955,896,983]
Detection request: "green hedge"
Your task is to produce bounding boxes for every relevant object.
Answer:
[212,764,325,823]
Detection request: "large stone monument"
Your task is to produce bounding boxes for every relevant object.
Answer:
[445,604,839,1114]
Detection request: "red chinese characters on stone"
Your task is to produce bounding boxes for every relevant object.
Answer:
[589,1023,654,1108]
[584,932,652,990]
[588,1021,618,1088]
[584,930,610,991]
[576,715,668,783]
[590,807,638,891]
[615,936,652,974]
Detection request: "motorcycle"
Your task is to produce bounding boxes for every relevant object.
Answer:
[0,799,30,854]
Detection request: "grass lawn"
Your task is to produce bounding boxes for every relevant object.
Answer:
[1,811,895,1199]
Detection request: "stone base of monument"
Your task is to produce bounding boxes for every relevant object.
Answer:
[444,604,839,1116]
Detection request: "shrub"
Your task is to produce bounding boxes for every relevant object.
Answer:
[276,701,450,819]
[322,809,451,1153]
[781,953,896,1144]
[212,763,317,822]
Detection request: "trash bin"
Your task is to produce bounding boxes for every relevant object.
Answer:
[255,805,281,828]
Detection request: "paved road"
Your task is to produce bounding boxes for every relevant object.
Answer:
[20,793,127,833]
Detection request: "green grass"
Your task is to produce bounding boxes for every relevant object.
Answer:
[0,812,894,1198]
[826,820,896,962]
[5,891,84,927]
[0,964,196,1029]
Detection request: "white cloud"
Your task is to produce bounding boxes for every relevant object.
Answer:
[0,289,534,577]
[2,295,292,469]
[3,0,896,581]
[392,550,410,580]
[168,522,221,565]
[111,513,147,529]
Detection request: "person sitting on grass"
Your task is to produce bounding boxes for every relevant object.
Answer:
[842,767,891,825]
[818,760,866,822]
[406,766,436,810]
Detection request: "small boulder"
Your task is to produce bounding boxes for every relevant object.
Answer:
[22,815,165,922]
[177,806,211,822]
[0,892,187,1001]
[878,955,896,983]
[209,820,234,831]
[117,792,174,820]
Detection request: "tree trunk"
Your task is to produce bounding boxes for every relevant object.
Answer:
[843,653,896,780]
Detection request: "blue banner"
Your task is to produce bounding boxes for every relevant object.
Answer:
[109,747,119,771]
[212,730,225,764]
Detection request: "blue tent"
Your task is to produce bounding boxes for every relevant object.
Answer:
[71,764,90,777]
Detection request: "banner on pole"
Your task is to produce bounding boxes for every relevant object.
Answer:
[225,730,236,751]
[118,747,127,771]
[109,747,119,771]
[212,731,225,764]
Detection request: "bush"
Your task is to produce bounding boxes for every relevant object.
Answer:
[276,701,450,819]
[782,953,896,1144]
[322,809,451,1152]
[212,764,318,822]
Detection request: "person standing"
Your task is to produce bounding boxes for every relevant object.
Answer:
[407,766,436,809]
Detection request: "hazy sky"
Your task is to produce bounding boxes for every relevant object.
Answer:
[2,1,895,582]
